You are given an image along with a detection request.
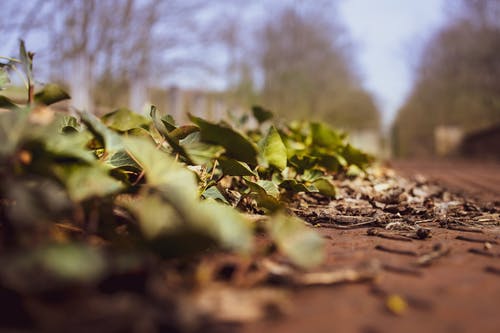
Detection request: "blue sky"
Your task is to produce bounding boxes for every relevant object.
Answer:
[338,0,448,127]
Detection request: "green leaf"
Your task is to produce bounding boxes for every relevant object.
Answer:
[0,108,29,156]
[44,131,95,163]
[19,40,33,82]
[256,180,280,198]
[35,84,70,105]
[0,95,18,110]
[54,164,124,202]
[118,191,182,239]
[101,108,150,132]
[261,126,287,170]
[57,115,80,133]
[126,127,153,138]
[107,150,141,169]
[219,158,256,176]
[196,200,253,253]
[0,67,10,89]
[202,186,229,204]
[269,214,325,269]
[150,105,193,164]
[316,151,346,171]
[245,179,281,212]
[169,125,200,141]
[279,179,318,194]
[123,136,198,198]
[310,122,343,149]
[37,244,106,282]
[183,140,225,166]
[190,114,258,165]
[300,168,324,182]
[312,178,336,197]
[80,111,124,155]
[251,105,273,123]
[161,114,177,132]
[341,144,372,168]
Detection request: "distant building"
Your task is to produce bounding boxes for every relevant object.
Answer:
[434,126,464,157]
[460,124,500,160]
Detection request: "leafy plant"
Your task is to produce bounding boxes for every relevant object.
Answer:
[0,42,373,286]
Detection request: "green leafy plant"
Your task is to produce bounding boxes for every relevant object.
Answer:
[0,42,373,286]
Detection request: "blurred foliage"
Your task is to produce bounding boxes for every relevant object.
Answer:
[393,0,500,157]
[257,7,380,130]
[0,42,374,286]
[2,1,380,132]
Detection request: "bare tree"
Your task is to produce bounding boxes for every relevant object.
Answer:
[394,0,500,157]
[257,5,379,129]
[2,0,211,112]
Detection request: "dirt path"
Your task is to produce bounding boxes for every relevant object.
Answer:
[391,159,500,202]
[243,161,500,333]
[244,227,500,333]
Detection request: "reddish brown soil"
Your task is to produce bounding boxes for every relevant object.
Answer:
[391,159,500,202]
[243,160,500,333]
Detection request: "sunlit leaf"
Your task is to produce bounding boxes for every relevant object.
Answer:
[54,164,124,202]
[310,122,343,149]
[101,108,150,131]
[118,191,182,239]
[57,115,80,134]
[279,179,318,193]
[19,40,33,82]
[150,105,193,164]
[0,67,10,89]
[169,125,199,141]
[219,158,256,176]
[34,83,70,105]
[261,126,287,170]
[269,214,325,269]
[202,186,229,204]
[123,136,198,200]
[190,114,258,165]
[312,178,336,197]
[44,131,95,163]
[299,168,324,182]
[244,179,281,212]
[80,111,123,155]
[161,114,177,132]
[183,140,225,165]
[341,144,372,168]
[194,200,253,253]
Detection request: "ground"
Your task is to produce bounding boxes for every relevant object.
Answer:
[243,159,500,333]
[1,159,499,333]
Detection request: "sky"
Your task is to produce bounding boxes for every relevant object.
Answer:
[1,0,451,128]
[338,0,448,128]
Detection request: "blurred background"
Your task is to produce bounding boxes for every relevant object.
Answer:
[1,0,499,160]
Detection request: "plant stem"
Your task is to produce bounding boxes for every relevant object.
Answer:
[0,56,21,63]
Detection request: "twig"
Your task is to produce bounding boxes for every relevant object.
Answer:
[416,243,450,266]
[297,261,380,286]
[375,245,418,257]
[367,228,413,242]
[485,266,500,275]
[316,220,376,229]
[456,235,498,244]
[468,248,499,258]
[446,225,483,233]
